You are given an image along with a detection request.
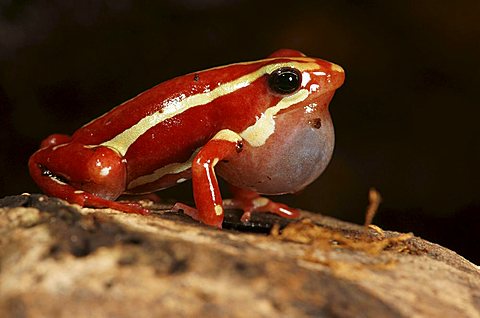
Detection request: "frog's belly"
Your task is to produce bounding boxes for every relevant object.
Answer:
[217,107,334,194]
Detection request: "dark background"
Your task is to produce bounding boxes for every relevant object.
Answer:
[1,1,478,263]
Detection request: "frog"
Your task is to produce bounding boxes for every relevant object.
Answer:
[29,49,345,228]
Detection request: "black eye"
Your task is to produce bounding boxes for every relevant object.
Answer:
[268,67,302,95]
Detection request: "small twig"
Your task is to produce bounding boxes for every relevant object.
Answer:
[364,188,382,229]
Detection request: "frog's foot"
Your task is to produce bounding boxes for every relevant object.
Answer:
[224,186,300,223]
[171,202,201,222]
[73,190,150,215]
[109,198,151,214]
[119,193,162,204]
[57,186,150,216]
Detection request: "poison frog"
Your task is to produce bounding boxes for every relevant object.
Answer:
[29,49,345,228]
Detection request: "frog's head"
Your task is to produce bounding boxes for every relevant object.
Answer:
[265,49,345,119]
[266,48,345,101]
[218,49,345,194]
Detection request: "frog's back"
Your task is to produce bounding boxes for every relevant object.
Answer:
[71,60,271,146]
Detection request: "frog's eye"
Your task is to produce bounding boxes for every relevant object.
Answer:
[268,67,302,95]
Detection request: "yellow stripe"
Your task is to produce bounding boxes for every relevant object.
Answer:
[211,129,243,143]
[240,88,310,147]
[331,64,344,73]
[99,59,320,156]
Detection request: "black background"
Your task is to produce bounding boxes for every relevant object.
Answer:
[1,1,478,263]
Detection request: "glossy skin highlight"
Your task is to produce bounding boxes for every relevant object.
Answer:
[29,49,345,228]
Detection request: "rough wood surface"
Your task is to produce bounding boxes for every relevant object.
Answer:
[0,194,479,318]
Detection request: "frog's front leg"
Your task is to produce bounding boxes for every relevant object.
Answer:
[223,185,300,222]
[181,129,300,228]
[178,130,243,228]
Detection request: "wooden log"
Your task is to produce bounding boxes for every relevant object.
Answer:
[0,194,479,317]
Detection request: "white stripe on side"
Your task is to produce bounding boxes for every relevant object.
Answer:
[127,129,242,190]
[127,149,199,190]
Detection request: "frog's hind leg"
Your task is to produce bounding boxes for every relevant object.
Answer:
[29,143,149,215]
[40,133,72,148]
[223,185,300,223]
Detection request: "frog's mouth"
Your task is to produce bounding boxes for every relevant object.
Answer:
[275,90,336,117]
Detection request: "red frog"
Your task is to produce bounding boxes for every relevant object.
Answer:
[29,49,345,228]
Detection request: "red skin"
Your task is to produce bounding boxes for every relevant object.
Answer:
[29,49,345,228]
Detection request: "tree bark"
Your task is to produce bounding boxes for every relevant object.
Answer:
[0,194,479,317]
